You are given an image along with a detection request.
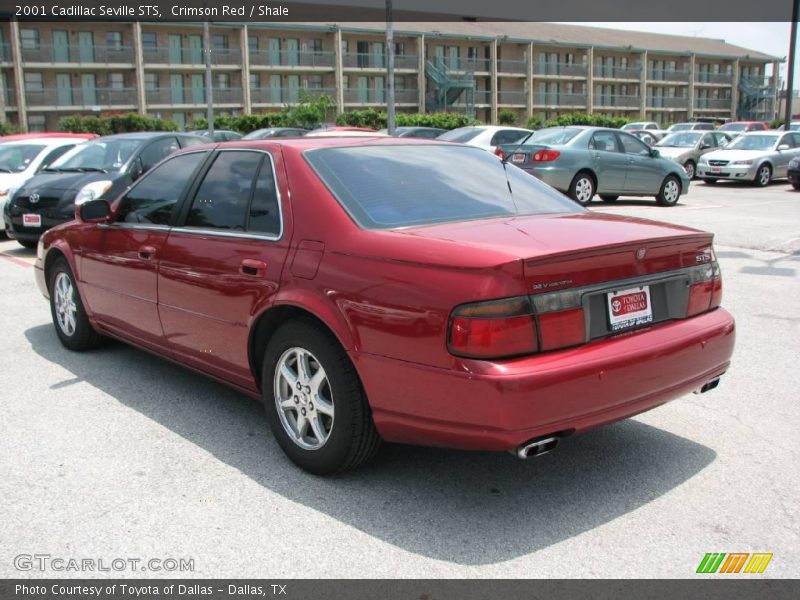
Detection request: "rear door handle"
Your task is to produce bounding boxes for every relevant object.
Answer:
[240,259,267,277]
[138,245,157,260]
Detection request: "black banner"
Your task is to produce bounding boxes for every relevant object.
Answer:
[0,0,795,22]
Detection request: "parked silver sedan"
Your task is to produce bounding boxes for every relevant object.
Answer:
[697,131,800,187]
[655,131,733,179]
[496,126,690,206]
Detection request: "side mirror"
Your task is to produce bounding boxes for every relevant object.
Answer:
[700,143,711,150]
[129,158,144,181]
[778,144,791,151]
[650,148,660,158]
[77,199,111,223]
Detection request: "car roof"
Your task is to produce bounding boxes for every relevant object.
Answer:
[0,137,86,146]
[0,132,97,141]
[187,137,458,154]
[93,131,190,141]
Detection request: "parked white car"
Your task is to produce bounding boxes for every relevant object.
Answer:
[622,121,661,132]
[0,137,87,231]
[437,125,532,153]
[697,131,800,186]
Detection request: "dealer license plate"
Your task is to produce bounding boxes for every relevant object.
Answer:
[23,214,41,228]
[607,285,653,332]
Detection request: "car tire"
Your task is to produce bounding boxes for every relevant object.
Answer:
[599,195,618,202]
[262,318,381,475]
[791,181,800,190]
[754,164,772,187]
[17,240,37,249]
[568,172,595,206]
[704,178,718,185]
[683,160,696,180]
[48,257,103,351]
[656,175,682,207]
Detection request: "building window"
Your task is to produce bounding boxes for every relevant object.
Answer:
[305,75,323,89]
[106,32,123,50]
[141,32,157,50]
[248,36,258,52]
[394,42,405,56]
[108,73,124,90]
[27,114,46,132]
[307,38,322,53]
[144,73,159,91]
[215,73,230,89]
[20,29,39,49]
[249,73,260,89]
[212,34,228,50]
[24,72,43,92]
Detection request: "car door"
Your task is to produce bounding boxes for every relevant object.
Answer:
[157,148,292,390]
[697,132,718,160]
[618,132,663,193]
[588,130,628,194]
[774,133,800,177]
[77,151,210,351]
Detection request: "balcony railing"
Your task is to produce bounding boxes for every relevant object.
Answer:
[344,87,419,103]
[593,65,642,79]
[740,76,770,88]
[595,95,640,107]
[249,50,335,68]
[0,43,11,62]
[24,87,138,107]
[695,72,733,84]
[534,92,587,107]
[21,44,135,64]
[535,63,588,77]
[694,98,732,110]
[648,69,690,82]
[497,59,527,74]
[251,87,336,104]
[497,90,527,105]
[3,88,16,107]
[429,56,491,72]
[647,96,689,108]
[142,46,241,66]
[145,87,243,105]
[474,90,491,105]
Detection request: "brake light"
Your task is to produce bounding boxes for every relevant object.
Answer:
[532,149,561,162]
[494,147,506,159]
[449,297,538,359]
[687,261,722,316]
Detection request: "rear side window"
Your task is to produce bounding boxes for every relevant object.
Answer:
[39,145,74,170]
[117,152,207,225]
[490,130,528,146]
[248,159,281,235]
[139,137,180,170]
[305,144,582,230]
[589,132,621,152]
[186,151,263,230]
[619,134,650,155]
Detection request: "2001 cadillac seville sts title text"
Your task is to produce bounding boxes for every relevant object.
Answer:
[34,137,735,474]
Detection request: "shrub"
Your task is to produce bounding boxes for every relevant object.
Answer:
[770,118,786,129]
[0,121,21,135]
[541,112,635,129]
[336,110,481,130]
[497,110,518,125]
[525,116,543,130]
[60,113,178,135]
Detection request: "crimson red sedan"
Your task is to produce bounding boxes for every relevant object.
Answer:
[34,137,735,474]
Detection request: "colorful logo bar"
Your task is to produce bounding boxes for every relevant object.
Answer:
[696,553,773,574]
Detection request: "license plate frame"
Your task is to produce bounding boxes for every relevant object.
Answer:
[22,214,42,228]
[607,285,653,332]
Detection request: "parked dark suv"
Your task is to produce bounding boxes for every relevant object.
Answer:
[4,132,204,248]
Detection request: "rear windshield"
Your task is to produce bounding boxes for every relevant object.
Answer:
[720,123,746,131]
[436,128,483,143]
[669,124,692,132]
[305,144,583,229]
[525,128,581,146]
[622,123,644,130]
[0,144,46,172]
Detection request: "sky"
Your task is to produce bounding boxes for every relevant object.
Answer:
[561,23,796,85]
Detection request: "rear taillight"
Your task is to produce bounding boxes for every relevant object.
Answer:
[532,149,561,162]
[449,297,538,359]
[494,147,506,159]
[687,261,722,316]
[449,290,587,359]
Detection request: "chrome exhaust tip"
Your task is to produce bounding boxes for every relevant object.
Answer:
[694,378,721,394]
[516,436,559,459]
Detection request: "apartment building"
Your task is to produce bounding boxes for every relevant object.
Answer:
[0,20,779,131]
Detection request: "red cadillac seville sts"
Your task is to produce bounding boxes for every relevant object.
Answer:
[34,138,735,474]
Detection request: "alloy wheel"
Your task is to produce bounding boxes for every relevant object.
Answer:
[574,177,594,203]
[663,179,680,204]
[53,272,77,337]
[273,347,334,450]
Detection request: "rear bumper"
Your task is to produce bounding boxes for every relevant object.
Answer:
[354,308,735,451]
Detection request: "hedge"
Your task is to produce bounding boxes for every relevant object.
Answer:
[60,113,179,135]
[336,109,481,130]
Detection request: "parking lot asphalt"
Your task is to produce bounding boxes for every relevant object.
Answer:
[0,179,798,578]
